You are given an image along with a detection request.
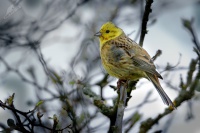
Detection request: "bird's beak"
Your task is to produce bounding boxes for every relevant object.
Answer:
[94,31,102,37]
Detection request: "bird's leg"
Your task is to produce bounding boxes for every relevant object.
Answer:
[117,79,128,89]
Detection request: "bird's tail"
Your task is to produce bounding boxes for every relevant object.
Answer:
[146,73,176,109]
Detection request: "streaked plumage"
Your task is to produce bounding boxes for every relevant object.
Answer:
[95,22,175,108]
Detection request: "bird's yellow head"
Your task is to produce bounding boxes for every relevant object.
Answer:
[94,22,124,48]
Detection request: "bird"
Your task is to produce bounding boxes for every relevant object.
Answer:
[94,22,175,108]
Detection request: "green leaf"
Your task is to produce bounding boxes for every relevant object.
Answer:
[50,70,63,85]
[6,93,15,106]
[131,112,141,123]
[69,80,75,85]
[35,100,44,107]
[182,19,191,29]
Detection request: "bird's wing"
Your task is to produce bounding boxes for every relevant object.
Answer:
[111,35,162,79]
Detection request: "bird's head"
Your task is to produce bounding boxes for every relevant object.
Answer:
[94,22,124,46]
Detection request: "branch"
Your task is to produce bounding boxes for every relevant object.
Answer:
[139,58,199,133]
[139,0,154,46]
[0,93,72,133]
[182,18,200,68]
[114,82,127,133]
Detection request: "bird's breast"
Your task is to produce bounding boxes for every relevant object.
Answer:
[100,43,145,80]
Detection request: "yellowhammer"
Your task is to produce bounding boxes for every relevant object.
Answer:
[94,22,175,108]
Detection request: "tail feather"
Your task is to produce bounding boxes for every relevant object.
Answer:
[146,73,176,109]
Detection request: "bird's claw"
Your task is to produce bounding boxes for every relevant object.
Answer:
[117,79,128,89]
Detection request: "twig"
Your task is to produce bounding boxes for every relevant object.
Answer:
[0,97,72,133]
[151,49,162,61]
[160,53,182,73]
[139,0,154,46]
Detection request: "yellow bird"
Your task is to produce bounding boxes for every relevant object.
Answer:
[94,22,175,108]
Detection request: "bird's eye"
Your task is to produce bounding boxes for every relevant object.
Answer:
[106,30,110,33]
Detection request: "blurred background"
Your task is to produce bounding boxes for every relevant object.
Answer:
[0,0,200,132]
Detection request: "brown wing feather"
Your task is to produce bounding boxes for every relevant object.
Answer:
[110,35,162,79]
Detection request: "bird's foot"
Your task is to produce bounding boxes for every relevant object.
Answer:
[117,79,128,89]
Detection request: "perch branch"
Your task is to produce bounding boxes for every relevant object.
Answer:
[114,82,127,133]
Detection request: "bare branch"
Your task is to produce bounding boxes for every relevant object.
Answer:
[139,0,154,46]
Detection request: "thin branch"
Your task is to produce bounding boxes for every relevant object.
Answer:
[139,0,154,46]
[0,56,57,97]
